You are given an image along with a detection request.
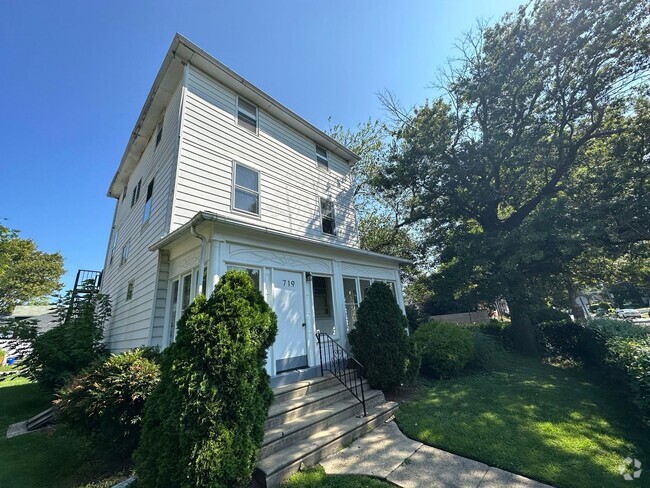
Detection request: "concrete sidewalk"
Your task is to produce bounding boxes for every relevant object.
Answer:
[320,420,553,488]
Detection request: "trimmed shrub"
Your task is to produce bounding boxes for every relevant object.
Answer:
[405,304,425,333]
[55,347,161,457]
[134,270,277,488]
[468,332,508,372]
[413,322,474,378]
[404,340,423,384]
[607,337,650,417]
[536,319,583,358]
[531,307,571,324]
[348,282,410,391]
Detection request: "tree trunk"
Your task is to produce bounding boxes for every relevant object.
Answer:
[568,281,585,320]
[508,298,538,356]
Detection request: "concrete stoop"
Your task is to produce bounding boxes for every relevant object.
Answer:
[254,373,398,487]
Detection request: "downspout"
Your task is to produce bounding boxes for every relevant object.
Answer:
[190,225,208,295]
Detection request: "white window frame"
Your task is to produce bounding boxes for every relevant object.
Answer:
[110,228,119,265]
[315,144,329,169]
[236,96,259,134]
[142,178,154,224]
[120,240,130,266]
[126,280,134,301]
[231,161,261,216]
[155,118,164,148]
[320,197,336,236]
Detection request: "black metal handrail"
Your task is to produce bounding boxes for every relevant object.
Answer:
[316,332,366,417]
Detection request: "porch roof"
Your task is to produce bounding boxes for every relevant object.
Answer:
[149,211,412,266]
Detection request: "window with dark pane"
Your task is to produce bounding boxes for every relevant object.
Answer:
[155,118,164,147]
[312,276,332,317]
[142,179,154,223]
[237,97,258,133]
[126,280,134,301]
[315,144,329,169]
[320,197,336,235]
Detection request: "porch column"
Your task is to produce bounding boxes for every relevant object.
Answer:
[332,260,348,349]
[207,238,226,294]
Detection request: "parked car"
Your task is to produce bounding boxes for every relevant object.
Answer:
[615,309,642,319]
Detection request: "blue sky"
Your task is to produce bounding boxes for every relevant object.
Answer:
[0,0,523,292]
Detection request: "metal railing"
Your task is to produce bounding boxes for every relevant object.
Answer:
[73,269,103,291]
[316,332,366,417]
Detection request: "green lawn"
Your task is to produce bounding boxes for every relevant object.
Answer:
[282,466,393,487]
[0,371,130,488]
[396,355,650,488]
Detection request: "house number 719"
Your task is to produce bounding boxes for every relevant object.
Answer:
[282,280,296,287]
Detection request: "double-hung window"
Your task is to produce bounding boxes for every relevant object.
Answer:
[155,118,164,147]
[110,229,119,265]
[121,241,130,265]
[142,179,154,224]
[233,163,260,215]
[316,144,329,169]
[237,97,258,133]
[320,197,336,235]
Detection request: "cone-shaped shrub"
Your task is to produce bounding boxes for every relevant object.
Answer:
[134,270,278,487]
[348,281,410,390]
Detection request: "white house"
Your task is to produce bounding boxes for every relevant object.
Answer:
[99,34,408,386]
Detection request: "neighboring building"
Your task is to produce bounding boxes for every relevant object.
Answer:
[100,34,408,384]
[1,305,57,334]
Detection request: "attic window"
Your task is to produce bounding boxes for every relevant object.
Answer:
[155,119,164,147]
[131,179,142,207]
[316,144,329,169]
[237,97,258,133]
[122,185,128,202]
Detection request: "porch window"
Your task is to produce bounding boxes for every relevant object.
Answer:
[168,280,179,344]
[359,279,371,301]
[181,273,192,312]
[343,278,358,332]
[227,265,261,290]
[233,163,260,215]
[313,276,332,317]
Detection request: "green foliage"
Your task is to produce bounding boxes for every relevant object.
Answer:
[404,340,423,384]
[589,301,613,313]
[607,337,650,418]
[23,282,111,390]
[281,465,393,487]
[376,0,650,353]
[412,322,474,378]
[536,320,583,358]
[404,304,424,333]
[55,348,161,457]
[531,307,571,325]
[134,270,277,488]
[348,282,410,390]
[0,224,64,314]
[467,332,508,372]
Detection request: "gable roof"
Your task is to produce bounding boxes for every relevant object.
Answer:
[108,34,360,198]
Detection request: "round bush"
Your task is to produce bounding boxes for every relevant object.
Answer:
[412,322,474,378]
[56,347,161,457]
[134,270,277,488]
[467,332,508,371]
[348,282,410,391]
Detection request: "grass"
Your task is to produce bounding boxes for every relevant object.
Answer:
[396,354,650,488]
[0,370,130,488]
[281,465,393,487]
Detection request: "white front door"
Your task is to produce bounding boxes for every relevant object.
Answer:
[272,270,307,372]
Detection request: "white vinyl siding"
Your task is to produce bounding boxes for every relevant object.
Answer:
[100,82,183,353]
[172,66,358,245]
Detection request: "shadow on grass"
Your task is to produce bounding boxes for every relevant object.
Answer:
[0,378,52,432]
[396,355,650,488]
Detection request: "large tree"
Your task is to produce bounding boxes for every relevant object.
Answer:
[379,0,650,351]
[0,224,64,314]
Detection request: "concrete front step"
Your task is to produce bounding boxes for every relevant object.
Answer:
[255,400,399,487]
[272,374,342,405]
[260,388,385,458]
[265,380,371,430]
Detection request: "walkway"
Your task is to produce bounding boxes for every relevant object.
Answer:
[320,420,553,488]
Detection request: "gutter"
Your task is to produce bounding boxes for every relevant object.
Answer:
[150,211,412,266]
